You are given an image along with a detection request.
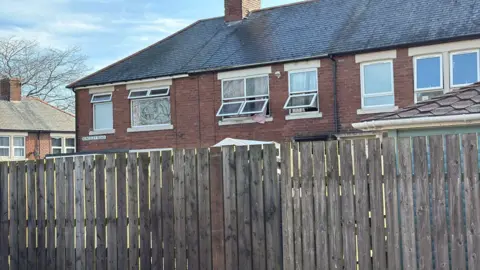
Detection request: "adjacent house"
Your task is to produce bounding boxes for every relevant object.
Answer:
[68,0,480,152]
[0,78,75,160]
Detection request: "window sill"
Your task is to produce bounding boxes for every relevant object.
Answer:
[127,125,173,133]
[89,129,115,135]
[218,117,273,126]
[285,112,323,120]
[357,106,398,115]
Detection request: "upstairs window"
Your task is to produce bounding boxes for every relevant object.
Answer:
[284,69,318,113]
[91,93,113,131]
[450,50,480,88]
[217,76,269,117]
[128,87,171,127]
[414,55,443,102]
[361,61,394,108]
[0,136,9,157]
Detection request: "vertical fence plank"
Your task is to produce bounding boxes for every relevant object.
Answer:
[368,139,387,270]
[312,141,329,270]
[45,159,55,270]
[0,163,8,270]
[127,153,139,270]
[446,134,467,269]
[10,161,18,270]
[222,146,237,270]
[340,140,356,270]
[382,138,400,270]
[27,161,36,269]
[150,151,162,270]
[96,156,107,270]
[185,149,200,270]
[65,158,74,270]
[354,140,372,270]
[139,153,151,270]
[116,154,128,270]
[84,156,95,270]
[300,142,314,270]
[413,136,433,270]
[209,148,225,270]
[430,135,449,269]
[264,144,281,270]
[75,156,85,270]
[106,154,117,270]
[17,162,26,270]
[250,145,266,270]
[197,148,212,270]
[55,158,66,270]
[291,142,302,270]
[326,141,343,269]
[36,160,46,270]
[463,133,480,270]
[174,150,187,270]
[280,143,294,270]
[162,150,174,270]
[398,137,417,270]
[236,146,252,270]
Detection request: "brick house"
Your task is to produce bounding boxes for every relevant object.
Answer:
[0,78,75,160]
[69,0,480,152]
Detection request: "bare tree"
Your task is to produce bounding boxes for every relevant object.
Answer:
[0,37,88,112]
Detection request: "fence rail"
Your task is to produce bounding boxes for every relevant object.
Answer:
[0,135,480,269]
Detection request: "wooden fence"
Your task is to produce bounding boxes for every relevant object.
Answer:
[0,135,480,269]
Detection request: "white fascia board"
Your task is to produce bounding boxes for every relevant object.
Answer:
[352,114,480,131]
[217,66,272,80]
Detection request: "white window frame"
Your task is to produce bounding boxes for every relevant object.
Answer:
[91,93,113,131]
[12,136,25,159]
[449,49,480,88]
[360,60,395,109]
[65,138,76,153]
[129,87,171,128]
[51,137,63,154]
[284,68,319,111]
[50,136,75,154]
[413,54,444,103]
[217,74,270,118]
[0,136,10,157]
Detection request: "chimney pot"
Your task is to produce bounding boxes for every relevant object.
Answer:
[225,0,261,22]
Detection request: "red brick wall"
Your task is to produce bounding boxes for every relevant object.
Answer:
[25,132,67,160]
[76,48,416,152]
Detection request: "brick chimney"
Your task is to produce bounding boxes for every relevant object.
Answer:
[0,78,22,101]
[225,0,261,22]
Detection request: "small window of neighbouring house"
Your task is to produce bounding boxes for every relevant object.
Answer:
[361,61,394,108]
[52,138,63,154]
[129,88,171,127]
[91,93,113,131]
[13,136,25,158]
[217,76,269,117]
[414,55,444,102]
[0,136,9,157]
[450,50,480,88]
[65,138,75,153]
[284,70,318,112]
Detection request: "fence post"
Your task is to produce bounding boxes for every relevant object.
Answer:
[210,147,225,270]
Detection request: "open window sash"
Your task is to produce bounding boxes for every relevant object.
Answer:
[283,93,317,110]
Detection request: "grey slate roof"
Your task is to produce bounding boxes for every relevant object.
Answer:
[69,0,480,88]
[362,83,480,122]
[0,98,75,132]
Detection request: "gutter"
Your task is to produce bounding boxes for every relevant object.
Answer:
[352,114,480,131]
[72,74,189,90]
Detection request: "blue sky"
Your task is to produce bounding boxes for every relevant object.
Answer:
[0,0,300,75]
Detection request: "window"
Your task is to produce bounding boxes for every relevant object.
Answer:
[450,50,480,88]
[0,136,9,157]
[414,55,444,102]
[13,137,25,158]
[65,138,75,153]
[129,88,171,127]
[51,138,63,154]
[284,69,318,112]
[361,61,394,108]
[91,93,113,131]
[217,76,269,117]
